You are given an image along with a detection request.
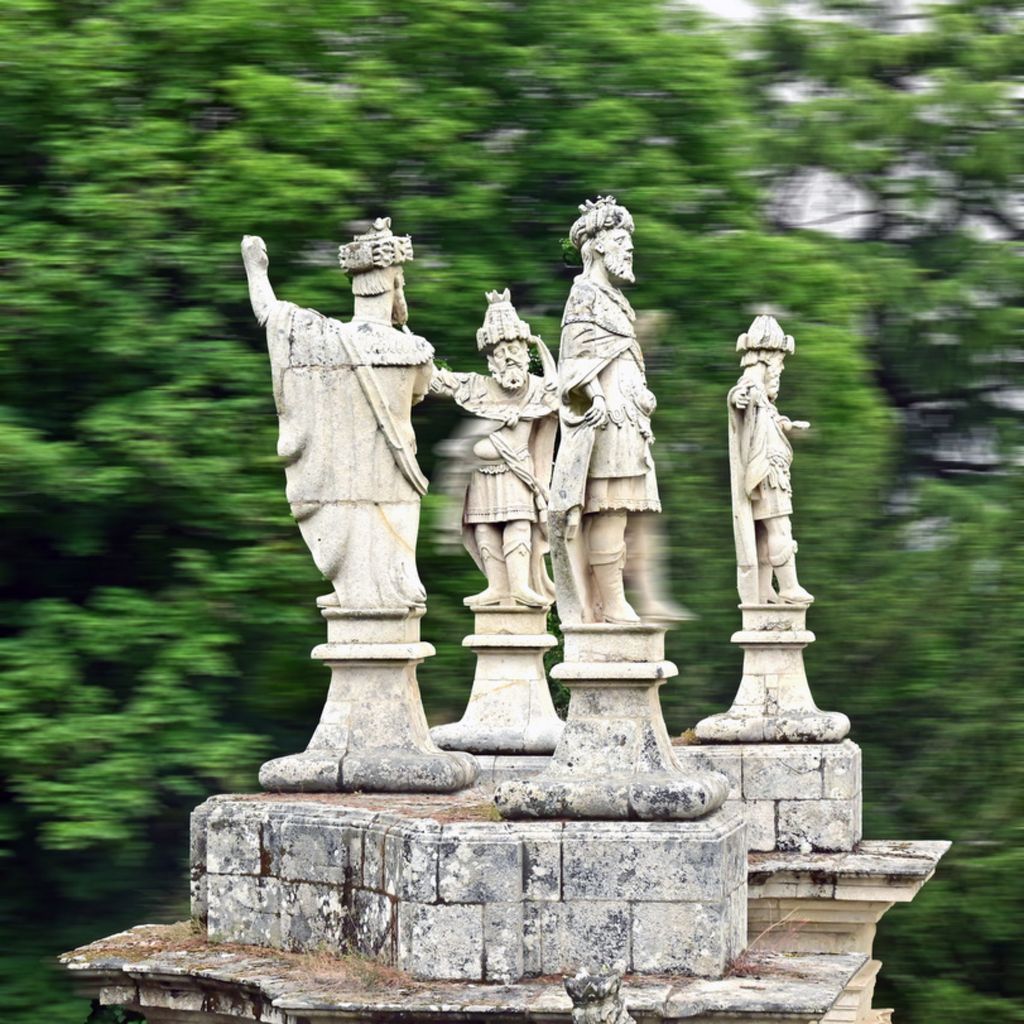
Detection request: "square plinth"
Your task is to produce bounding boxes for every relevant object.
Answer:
[191,789,747,982]
[672,741,862,852]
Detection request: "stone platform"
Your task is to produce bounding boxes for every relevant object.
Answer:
[190,788,747,982]
[674,740,862,852]
[745,840,950,1024]
[61,924,869,1024]
[495,625,729,820]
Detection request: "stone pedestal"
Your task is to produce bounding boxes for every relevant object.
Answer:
[431,606,564,755]
[494,625,728,820]
[674,740,862,852]
[259,606,478,793]
[696,605,849,744]
[190,791,747,982]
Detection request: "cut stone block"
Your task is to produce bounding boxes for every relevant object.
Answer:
[190,791,746,981]
[674,740,862,852]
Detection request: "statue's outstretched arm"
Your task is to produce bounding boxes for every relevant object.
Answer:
[240,235,281,326]
[429,366,468,397]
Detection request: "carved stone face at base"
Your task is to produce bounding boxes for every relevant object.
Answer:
[597,228,635,285]
[488,339,530,392]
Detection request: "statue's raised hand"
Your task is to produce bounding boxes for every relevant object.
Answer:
[241,235,269,271]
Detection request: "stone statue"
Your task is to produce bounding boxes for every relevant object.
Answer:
[427,290,564,756]
[241,219,433,612]
[240,219,477,793]
[729,314,813,606]
[430,289,558,609]
[549,196,661,625]
[697,314,845,744]
[564,969,636,1024]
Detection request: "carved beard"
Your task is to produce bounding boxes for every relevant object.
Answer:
[604,248,635,284]
[392,286,408,326]
[495,365,528,392]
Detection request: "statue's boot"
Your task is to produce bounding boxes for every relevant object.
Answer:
[758,560,778,603]
[465,544,510,607]
[591,548,640,624]
[504,543,547,608]
[773,557,814,604]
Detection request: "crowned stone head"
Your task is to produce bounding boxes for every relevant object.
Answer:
[476,288,532,351]
[477,289,532,392]
[737,314,795,368]
[338,217,414,277]
[569,196,636,285]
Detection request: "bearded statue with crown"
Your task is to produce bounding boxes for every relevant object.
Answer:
[430,289,558,609]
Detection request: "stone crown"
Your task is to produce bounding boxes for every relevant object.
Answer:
[476,288,533,351]
[338,216,414,275]
[737,314,795,355]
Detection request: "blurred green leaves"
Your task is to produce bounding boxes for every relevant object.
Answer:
[0,1,1020,1022]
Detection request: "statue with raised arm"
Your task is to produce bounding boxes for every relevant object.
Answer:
[240,219,477,794]
[430,289,558,609]
[549,196,661,625]
[241,219,433,613]
[729,314,813,606]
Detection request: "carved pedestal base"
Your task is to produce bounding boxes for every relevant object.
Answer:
[259,607,478,793]
[431,606,564,755]
[695,605,849,744]
[495,625,728,820]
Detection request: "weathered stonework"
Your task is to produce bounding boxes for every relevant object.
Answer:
[674,740,862,852]
[696,605,849,744]
[745,841,950,1024]
[495,625,730,821]
[190,792,746,982]
[61,925,869,1024]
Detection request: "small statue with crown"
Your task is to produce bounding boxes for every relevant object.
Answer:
[428,289,565,756]
[430,289,559,609]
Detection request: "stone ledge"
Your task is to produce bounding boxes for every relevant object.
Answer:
[61,924,868,1024]
[747,840,951,902]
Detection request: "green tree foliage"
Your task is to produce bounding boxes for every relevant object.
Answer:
[0,1,1018,1021]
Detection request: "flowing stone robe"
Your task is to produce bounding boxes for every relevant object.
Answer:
[548,278,660,622]
[265,301,434,612]
[432,368,557,601]
[551,278,661,518]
